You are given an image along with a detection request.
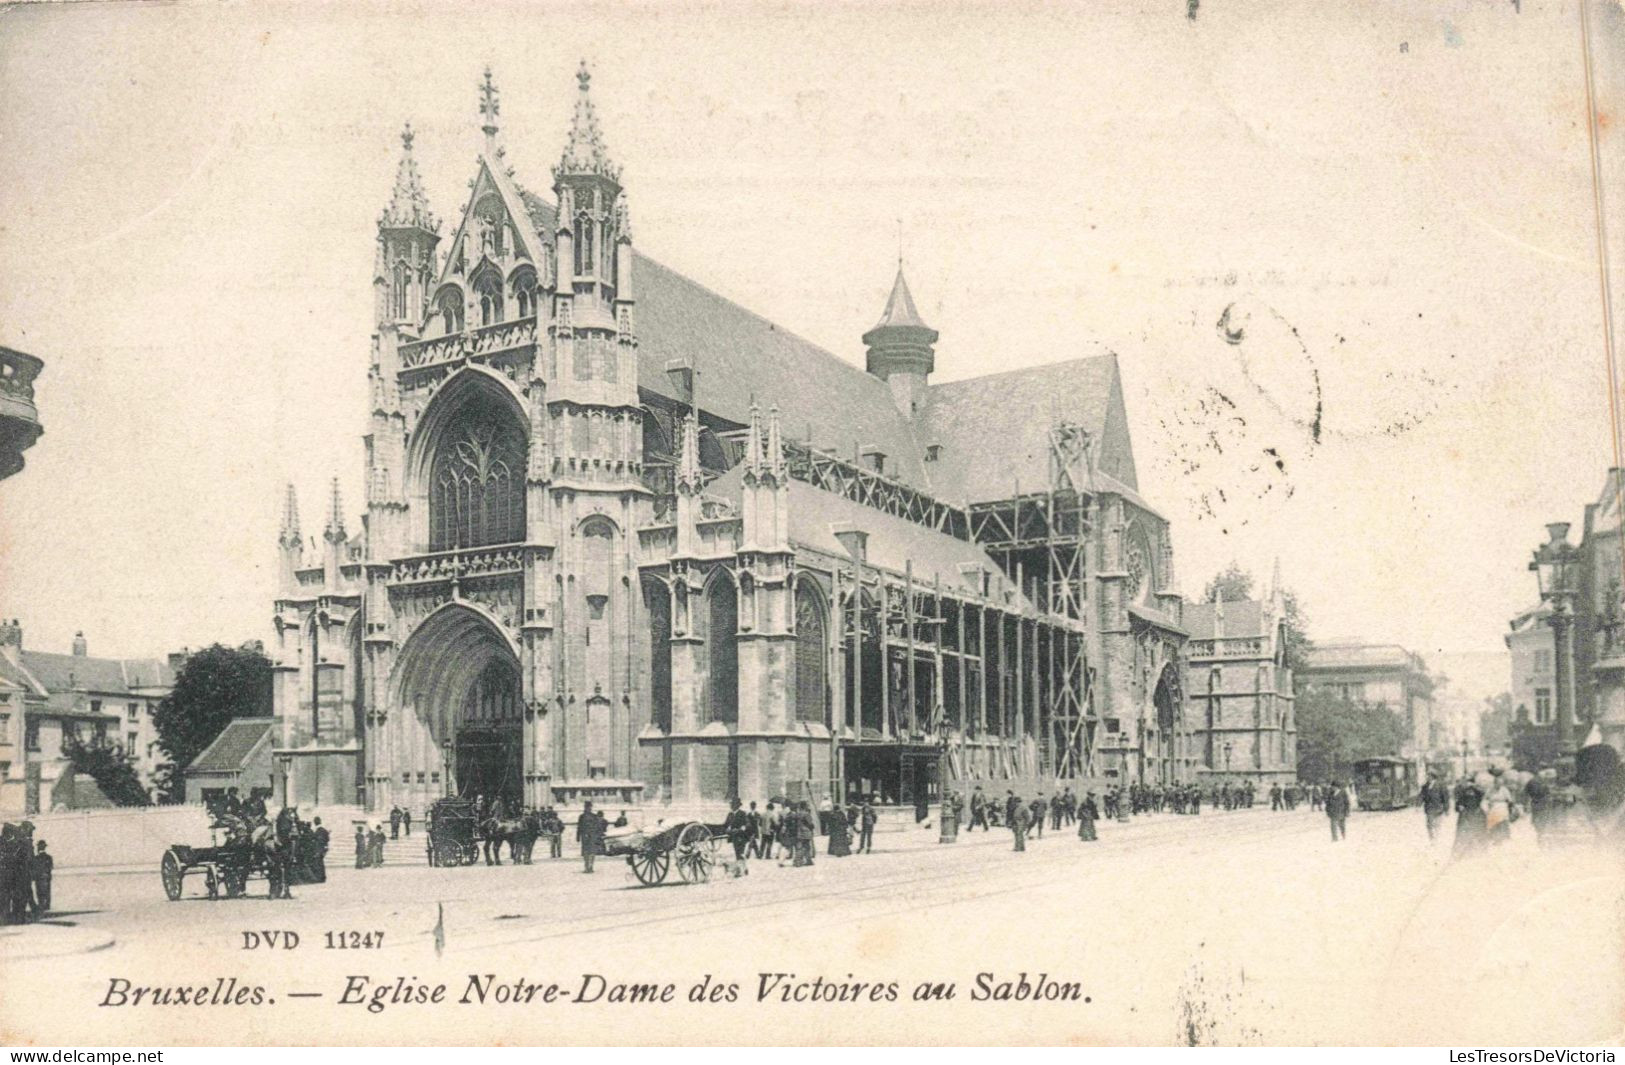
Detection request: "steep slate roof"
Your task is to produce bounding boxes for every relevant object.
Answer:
[517,190,930,488]
[1184,600,1267,641]
[186,718,274,775]
[18,651,173,695]
[913,350,1137,504]
[706,471,1032,609]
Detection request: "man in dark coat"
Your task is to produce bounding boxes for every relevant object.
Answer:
[858,800,877,854]
[746,802,764,858]
[969,787,988,831]
[576,802,606,873]
[1011,798,1031,852]
[389,806,402,839]
[1420,775,1452,841]
[30,841,52,915]
[354,825,367,869]
[242,791,267,823]
[1324,780,1350,841]
[1453,775,1487,856]
[311,817,330,882]
[724,798,752,861]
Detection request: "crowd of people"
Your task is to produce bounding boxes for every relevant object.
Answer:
[0,821,51,923]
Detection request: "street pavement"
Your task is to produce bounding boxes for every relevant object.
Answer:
[1,805,1619,1046]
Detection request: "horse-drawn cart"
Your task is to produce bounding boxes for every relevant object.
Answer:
[604,820,722,886]
[159,821,279,901]
[426,798,480,867]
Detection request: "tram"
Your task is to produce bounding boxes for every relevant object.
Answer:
[1352,756,1418,811]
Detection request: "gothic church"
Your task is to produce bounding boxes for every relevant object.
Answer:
[269,65,1195,814]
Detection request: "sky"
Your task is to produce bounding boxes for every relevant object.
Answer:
[0,0,1620,678]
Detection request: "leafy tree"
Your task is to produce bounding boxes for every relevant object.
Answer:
[1200,563,1313,671]
[152,643,272,803]
[1294,685,1408,783]
[62,735,152,807]
[1201,563,1254,604]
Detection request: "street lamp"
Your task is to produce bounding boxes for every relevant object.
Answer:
[441,738,454,799]
[277,753,293,809]
[1530,522,1581,753]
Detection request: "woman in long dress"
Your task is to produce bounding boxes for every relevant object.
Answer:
[1483,769,1518,846]
[1452,775,1487,856]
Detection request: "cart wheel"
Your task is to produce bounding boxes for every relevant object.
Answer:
[674,824,715,884]
[160,848,184,901]
[432,839,462,867]
[628,848,671,887]
[223,868,247,898]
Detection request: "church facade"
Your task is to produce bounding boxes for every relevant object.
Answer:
[268,66,1195,815]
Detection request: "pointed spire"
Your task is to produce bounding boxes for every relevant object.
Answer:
[677,414,702,490]
[1269,556,1284,603]
[555,60,620,183]
[478,66,500,148]
[381,121,437,232]
[324,477,347,542]
[279,484,302,548]
[745,402,764,472]
[766,406,785,476]
[869,267,934,335]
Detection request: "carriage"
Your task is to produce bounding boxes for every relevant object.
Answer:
[1353,756,1419,811]
[603,820,723,886]
[159,820,279,901]
[426,797,481,867]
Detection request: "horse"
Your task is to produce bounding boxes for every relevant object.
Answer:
[479,816,526,866]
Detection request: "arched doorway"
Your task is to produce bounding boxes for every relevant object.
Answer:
[392,604,524,810]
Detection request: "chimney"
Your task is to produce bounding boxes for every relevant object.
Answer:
[72,630,88,656]
[0,618,20,652]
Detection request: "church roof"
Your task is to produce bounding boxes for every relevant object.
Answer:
[913,350,1137,504]
[1184,600,1267,641]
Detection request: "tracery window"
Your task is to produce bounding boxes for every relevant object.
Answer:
[794,582,827,725]
[437,288,464,335]
[707,572,738,725]
[475,272,503,327]
[392,262,409,320]
[429,406,526,550]
[575,212,595,275]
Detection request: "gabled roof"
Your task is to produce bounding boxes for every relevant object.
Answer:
[186,718,274,776]
[913,350,1137,504]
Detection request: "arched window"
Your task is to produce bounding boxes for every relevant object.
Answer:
[510,269,536,320]
[474,271,503,327]
[794,582,827,725]
[706,572,738,725]
[575,212,594,275]
[392,261,409,320]
[437,288,464,335]
[428,394,526,550]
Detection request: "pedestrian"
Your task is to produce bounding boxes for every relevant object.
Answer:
[1030,796,1046,839]
[827,803,852,857]
[1420,774,1451,842]
[1325,780,1349,841]
[914,789,929,825]
[354,824,367,869]
[746,801,763,858]
[793,801,817,867]
[577,802,605,873]
[1011,797,1031,852]
[402,807,412,837]
[30,840,52,916]
[1050,792,1063,832]
[1078,792,1099,842]
[858,799,877,854]
[1452,774,1487,857]
[390,805,402,840]
[970,787,988,831]
[310,817,329,882]
[724,798,752,861]
[1522,768,1557,847]
[1483,768,1518,846]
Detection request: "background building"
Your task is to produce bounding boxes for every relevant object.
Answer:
[1577,469,1624,754]
[269,67,1192,815]
[0,343,43,482]
[0,621,175,814]
[1298,641,1436,759]
[1505,602,1557,733]
[1183,587,1296,787]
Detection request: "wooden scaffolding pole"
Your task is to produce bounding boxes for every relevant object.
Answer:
[905,560,917,739]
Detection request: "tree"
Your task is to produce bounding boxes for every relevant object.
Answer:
[1201,563,1254,605]
[1479,692,1513,752]
[1200,563,1313,672]
[62,735,152,807]
[1294,685,1408,783]
[152,643,273,803]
